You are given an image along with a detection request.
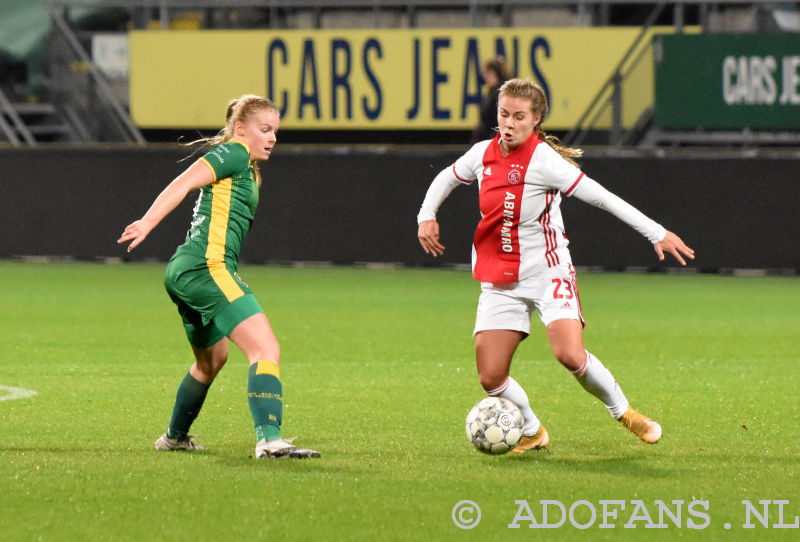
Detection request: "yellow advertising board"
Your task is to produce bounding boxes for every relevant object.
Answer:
[130,27,677,130]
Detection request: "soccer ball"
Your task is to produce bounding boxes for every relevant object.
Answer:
[465,397,524,454]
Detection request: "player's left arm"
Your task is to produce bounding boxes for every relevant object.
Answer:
[653,230,694,266]
[569,176,695,266]
[117,160,214,252]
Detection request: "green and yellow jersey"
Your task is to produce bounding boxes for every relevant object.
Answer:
[176,140,259,267]
[164,139,265,343]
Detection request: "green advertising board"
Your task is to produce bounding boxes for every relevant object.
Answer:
[654,33,800,130]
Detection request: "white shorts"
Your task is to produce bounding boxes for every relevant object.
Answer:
[473,263,584,336]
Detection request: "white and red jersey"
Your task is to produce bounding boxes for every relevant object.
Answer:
[418,134,666,284]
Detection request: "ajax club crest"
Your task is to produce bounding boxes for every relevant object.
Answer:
[507,163,524,185]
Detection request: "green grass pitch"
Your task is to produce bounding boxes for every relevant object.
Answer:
[1,261,798,541]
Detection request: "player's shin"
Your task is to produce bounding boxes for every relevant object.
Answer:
[166,371,211,440]
[486,376,542,436]
[247,361,283,443]
[570,350,629,419]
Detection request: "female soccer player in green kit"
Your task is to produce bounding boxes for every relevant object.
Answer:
[118,95,319,459]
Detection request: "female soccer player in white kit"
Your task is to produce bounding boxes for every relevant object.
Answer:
[417,79,694,452]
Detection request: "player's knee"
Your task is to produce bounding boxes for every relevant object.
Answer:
[247,341,280,364]
[552,347,584,372]
[193,361,218,383]
[211,354,228,374]
[478,370,508,395]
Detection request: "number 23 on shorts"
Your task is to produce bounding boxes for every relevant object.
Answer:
[551,278,574,300]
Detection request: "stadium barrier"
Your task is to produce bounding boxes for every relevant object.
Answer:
[1,146,797,271]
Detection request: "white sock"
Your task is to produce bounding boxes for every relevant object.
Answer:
[486,377,542,436]
[571,350,629,419]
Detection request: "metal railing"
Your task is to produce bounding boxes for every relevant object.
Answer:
[0,88,36,146]
[564,2,668,146]
[47,5,145,144]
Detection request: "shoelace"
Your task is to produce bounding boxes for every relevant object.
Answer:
[622,413,650,436]
[181,434,203,449]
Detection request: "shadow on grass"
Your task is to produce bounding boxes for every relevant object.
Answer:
[1,445,349,477]
[488,447,683,479]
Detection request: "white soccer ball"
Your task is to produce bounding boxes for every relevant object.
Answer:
[465,397,524,454]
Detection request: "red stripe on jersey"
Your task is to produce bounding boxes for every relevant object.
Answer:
[452,164,472,184]
[569,264,585,327]
[539,195,551,266]
[472,136,541,283]
[564,172,585,196]
[539,189,560,267]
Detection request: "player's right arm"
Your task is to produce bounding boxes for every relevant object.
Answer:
[418,218,445,257]
[117,160,214,252]
[417,167,462,256]
[417,145,482,257]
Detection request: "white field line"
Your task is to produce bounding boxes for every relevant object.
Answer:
[0,386,37,402]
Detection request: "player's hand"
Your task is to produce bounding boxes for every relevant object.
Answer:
[418,220,445,257]
[654,230,694,266]
[117,219,152,252]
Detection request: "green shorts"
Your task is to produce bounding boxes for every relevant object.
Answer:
[164,254,264,348]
